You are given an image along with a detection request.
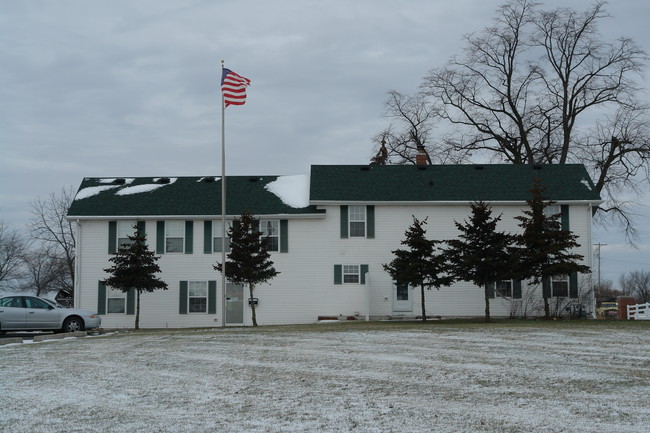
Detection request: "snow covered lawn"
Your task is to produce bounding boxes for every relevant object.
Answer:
[2,321,649,433]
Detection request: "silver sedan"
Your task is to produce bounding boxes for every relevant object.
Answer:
[0,295,101,333]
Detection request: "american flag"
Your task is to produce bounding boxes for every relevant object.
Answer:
[221,68,251,107]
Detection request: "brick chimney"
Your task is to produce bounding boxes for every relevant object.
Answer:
[415,146,427,166]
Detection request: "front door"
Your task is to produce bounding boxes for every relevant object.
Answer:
[225,283,244,325]
[393,282,413,312]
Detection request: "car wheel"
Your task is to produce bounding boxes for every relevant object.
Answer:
[62,317,84,333]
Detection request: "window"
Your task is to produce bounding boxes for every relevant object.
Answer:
[260,220,279,252]
[188,281,208,313]
[165,221,184,253]
[552,276,569,297]
[0,297,22,308]
[117,221,136,249]
[496,280,513,297]
[343,265,360,283]
[212,221,231,253]
[349,206,366,237]
[107,287,126,314]
[24,297,51,309]
[396,283,409,301]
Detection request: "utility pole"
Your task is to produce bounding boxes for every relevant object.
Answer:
[594,243,607,288]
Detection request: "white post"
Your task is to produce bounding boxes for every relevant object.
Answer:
[221,60,227,327]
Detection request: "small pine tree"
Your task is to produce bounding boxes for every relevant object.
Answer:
[383,216,452,321]
[444,201,514,322]
[514,180,590,318]
[214,212,279,327]
[103,225,168,330]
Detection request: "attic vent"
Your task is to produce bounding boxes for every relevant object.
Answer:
[417,166,427,171]
[533,165,542,170]
[202,177,215,183]
[248,177,259,182]
[474,165,484,170]
[156,177,171,184]
[113,178,126,185]
[428,181,434,187]
[360,165,370,171]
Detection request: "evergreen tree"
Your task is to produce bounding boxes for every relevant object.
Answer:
[514,180,590,318]
[383,216,452,321]
[214,212,279,327]
[444,201,514,322]
[103,225,168,330]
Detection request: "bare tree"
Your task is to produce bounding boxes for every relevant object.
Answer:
[29,186,76,294]
[378,0,649,238]
[0,220,27,290]
[18,243,68,296]
[619,270,650,303]
[370,91,460,165]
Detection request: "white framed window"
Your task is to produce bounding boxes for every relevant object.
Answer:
[188,281,208,313]
[212,220,231,253]
[165,221,184,253]
[552,276,569,297]
[343,265,360,284]
[349,206,366,237]
[117,221,136,249]
[260,220,279,252]
[107,287,126,314]
[496,280,513,297]
[544,204,561,219]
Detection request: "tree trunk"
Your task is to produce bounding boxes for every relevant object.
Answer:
[543,296,550,319]
[420,285,427,322]
[250,284,257,327]
[484,284,491,323]
[135,290,140,330]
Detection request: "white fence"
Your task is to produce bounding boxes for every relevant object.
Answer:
[627,302,650,320]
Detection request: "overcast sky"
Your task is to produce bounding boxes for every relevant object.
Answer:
[1,0,648,287]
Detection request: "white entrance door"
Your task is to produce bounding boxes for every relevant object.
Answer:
[225,283,244,325]
[393,282,412,312]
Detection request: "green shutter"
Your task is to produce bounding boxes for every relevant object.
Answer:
[204,221,212,254]
[126,288,135,315]
[185,221,193,254]
[513,279,522,299]
[280,220,288,253]
[569,272,578,299]
[360,264,369,284]
[487,282,495,299]
[542,278,551,298]
[561,205,569,231]
[179,281,188,314]
[108,221,117,254]
[156,221,165,254]
[366,206,375,239]
[136,221,145,239]
[334,265,342,285]
[97,281,106,315]
[340,206,348,238]
[208,281,217,314]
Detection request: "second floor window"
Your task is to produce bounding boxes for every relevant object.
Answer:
[349,206,366,237]
[260,220,279,252]
[165,221,184,253]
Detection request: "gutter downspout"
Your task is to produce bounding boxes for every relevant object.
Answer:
[74,220,81,309]
[365,271,370,321]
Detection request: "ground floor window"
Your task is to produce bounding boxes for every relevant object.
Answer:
[107,287,126,314]
[396,282,409,300]
[496,280,513,297]
[343,265,360,284]
[552,276,569,297]
[189,281,208,313]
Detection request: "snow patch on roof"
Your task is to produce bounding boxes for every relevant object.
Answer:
[580,179,592,191]
[265,175,310,208]
[116,178,178,196]
[75,185,120,200]
[98,178,135,185]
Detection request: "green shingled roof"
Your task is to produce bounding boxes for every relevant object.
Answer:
[309,164,601,202]
[67,176,322,218]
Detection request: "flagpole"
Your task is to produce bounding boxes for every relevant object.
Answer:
[220,59,227,327]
